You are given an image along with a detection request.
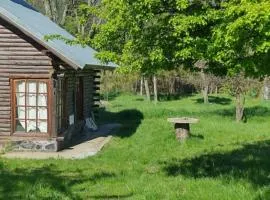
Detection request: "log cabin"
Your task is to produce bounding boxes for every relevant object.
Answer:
[0,0,116,151]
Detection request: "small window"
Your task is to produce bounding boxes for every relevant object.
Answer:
[13,79,49,134]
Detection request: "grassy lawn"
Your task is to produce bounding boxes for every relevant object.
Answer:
[1,94,270,199]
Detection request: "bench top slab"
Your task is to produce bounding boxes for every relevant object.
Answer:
[167,117,199,124]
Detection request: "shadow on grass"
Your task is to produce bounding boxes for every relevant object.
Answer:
[162,140,270,187]
[194,96,232,105]
[0,164,131,199]
[190,133,204,140]
[88,193,133,199]
[158,93,194,102]
[0,164,81,199]
[99,108,144,138]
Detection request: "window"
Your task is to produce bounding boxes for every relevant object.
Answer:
[13,79,49,134]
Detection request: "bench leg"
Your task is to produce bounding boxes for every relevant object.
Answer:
[175,123,190,141]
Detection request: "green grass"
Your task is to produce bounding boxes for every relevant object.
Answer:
[1,94,270,199]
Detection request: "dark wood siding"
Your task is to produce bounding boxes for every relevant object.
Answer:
[0,19,53,136]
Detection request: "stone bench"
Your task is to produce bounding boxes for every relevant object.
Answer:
[167,117,199,141]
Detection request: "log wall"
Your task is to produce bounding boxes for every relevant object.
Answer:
[0,19,53,136]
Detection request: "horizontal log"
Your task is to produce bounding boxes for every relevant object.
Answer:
[0,119,11,123]
[0,77,9,81]
[0,47,38,51]
[0,69,50,74]
[0,111,10,115]
[0,51,44,56]
[0,92,10,97]
[0,64,51,68]
[9,74,51,78]
[0,90,10,95]
[0,115,11,120]
[0,38,26,43]
[0,33,19,38]
[0,128,11,132]
[0,55,51,60]
[0,123,11,128]
[0,98,10,102]
[0,106,11,111]
[0,29,13,34]
[0,86,9,90]
[0,82,9,86]
[0,102,11,107]
[0,43,33,47]
[0,60,51,65]
[93,81,101,85]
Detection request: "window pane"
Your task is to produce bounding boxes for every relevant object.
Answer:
[26,93,37,106]
[37,120,47,133]
[16,106,25,119]
[16,120,25,132]
[38,94,47,106]
[38,107,47,120]
[16,80,25,92]
[16,93,25,106]
[26,120,37,133]
[39,81,47,93]
[27,80,37,93]
[26,107,37,119]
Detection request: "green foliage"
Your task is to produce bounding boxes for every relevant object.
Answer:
[210,0,270,76]
[89,0,177,74]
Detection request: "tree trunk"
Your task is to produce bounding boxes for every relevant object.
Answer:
[43,0,52,19]
[200,69,209,104]
[60,4,68,25]
[144,78,151,101]
[50,0,58,22]
[203,85,209,104]
[169,77,175,95]
[140,77,144,96]
[153,75,158,104]
[235,91,245,122]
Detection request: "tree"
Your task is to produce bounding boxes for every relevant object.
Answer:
[210,0,270,121]
[171,0,270,121]
[89,0,177,103]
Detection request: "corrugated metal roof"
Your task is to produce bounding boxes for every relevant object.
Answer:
[0,0,117,70]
